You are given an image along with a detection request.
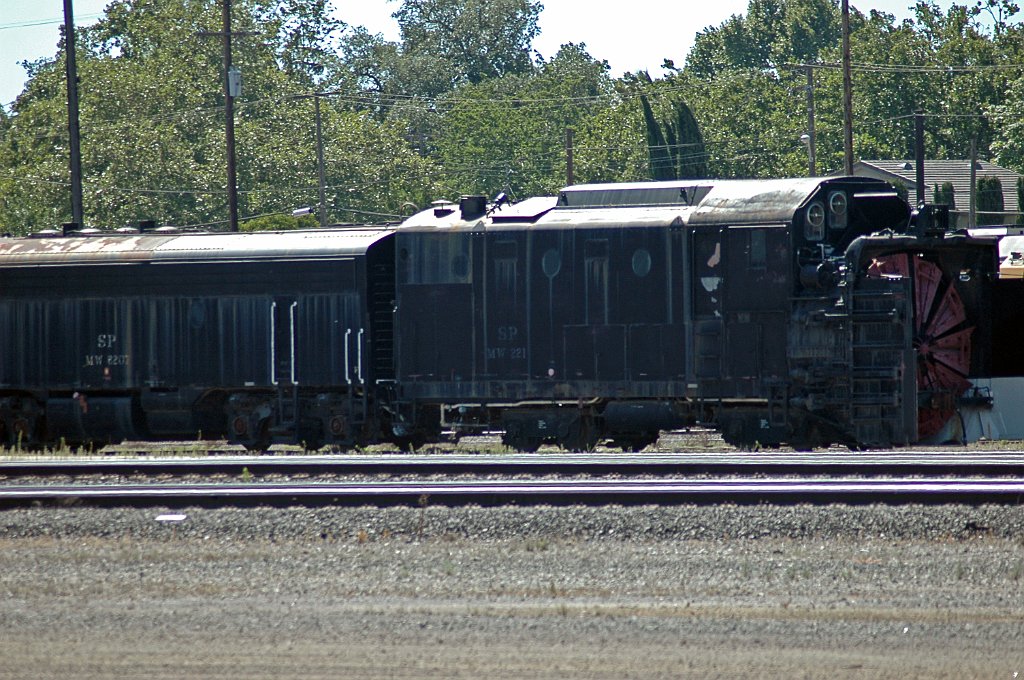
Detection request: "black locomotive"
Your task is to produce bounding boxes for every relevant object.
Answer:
[0,177,1008,451]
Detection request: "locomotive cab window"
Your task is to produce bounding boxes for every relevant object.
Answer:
[829,191,848,230]
[399,234,471,285]
[804,201,825,241]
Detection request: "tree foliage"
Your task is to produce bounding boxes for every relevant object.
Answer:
[1017,175,1024,224]
[2,0,1024,233]
[0,0,439,233]
[639,90,707,180]
[430,43,619,198]
[977,174,1005,224]
[393,0,542,85]
[934,181,956,206]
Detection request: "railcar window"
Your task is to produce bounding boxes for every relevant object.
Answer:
[585,239,610,325]
[493,240,518,301]
[632,248,652,277]
[693,231,722,316]
[541,248,561,278]
[749,230,767,269]
[452,254,469,278]
[188,300,207,330]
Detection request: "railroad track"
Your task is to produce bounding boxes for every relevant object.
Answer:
[1,478,1024,508]
[4,450,1024,477]
[2,451,1024,508]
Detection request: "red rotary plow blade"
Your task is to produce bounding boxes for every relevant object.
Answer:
[866,254,973,439]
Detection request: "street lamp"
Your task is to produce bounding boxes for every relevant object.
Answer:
[800,133,816,177]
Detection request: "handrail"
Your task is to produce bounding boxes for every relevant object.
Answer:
[344,329,352,385]
[289,301,298,386]
[269,301,278,386]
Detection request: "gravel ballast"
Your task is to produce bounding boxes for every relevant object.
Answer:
[2,503,1023,679]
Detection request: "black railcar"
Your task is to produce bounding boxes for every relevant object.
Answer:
[392,177,999,450]
[0,176,1002,451]
[0,227,396,449]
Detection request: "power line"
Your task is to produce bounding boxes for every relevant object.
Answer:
[0,14,102,31]
[788,61,1024,74]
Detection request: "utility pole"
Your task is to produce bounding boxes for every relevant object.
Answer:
[201,1,252,231]
[914,110,925,207]
[63,0,83,227]
[969,138,978,228]
[841,0,854,176]
[804,65,816,176]
[565,128,574,186]
[221,0,239,232]
[314,94,327,228]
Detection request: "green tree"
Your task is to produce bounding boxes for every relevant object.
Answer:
[1016,175,1024,225]
[242,212,318,231]
[976,175,1005,224]
[639,90,707,180]
[680,0,1020,177]
[640,94,673,181]
[933,181,956,207]
[686,0,840,78]
[0,0,436,233]
[393,0,542,86]
[989,73,1024,171]
[428,44,623,198]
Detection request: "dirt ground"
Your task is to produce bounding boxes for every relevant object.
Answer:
[2,505,1023,679]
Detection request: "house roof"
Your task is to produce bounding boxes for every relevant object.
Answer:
[853,159,1022,212]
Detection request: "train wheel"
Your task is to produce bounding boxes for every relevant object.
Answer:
[501,425,540,453]
[560,416,598,452]
[868,254,972,439]
[393,434,426,452]
[611,432,658,452]
[501,434,540,453]
[249,420,272,452]
[789,421,828,452]
[721,419,755,450]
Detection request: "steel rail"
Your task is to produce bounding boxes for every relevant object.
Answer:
[2,478,1023,508]
[3,451,1024,478]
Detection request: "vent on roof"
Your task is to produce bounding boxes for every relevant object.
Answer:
[901,162,913,171]
[460,195,487,220]
[432,199,455,218]
[558,184,713,208]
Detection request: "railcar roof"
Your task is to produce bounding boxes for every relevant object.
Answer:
[0,227,394,267]
[401,177,894,231]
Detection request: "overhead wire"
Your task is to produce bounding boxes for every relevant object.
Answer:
[0,14,103,31]
[4,47,1021,219]
[7,52,1013,147]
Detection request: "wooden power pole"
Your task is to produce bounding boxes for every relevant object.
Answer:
[63,0,84,227]
[841,0,854,176]
[221,0,239,232]
[201,0,251,231]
